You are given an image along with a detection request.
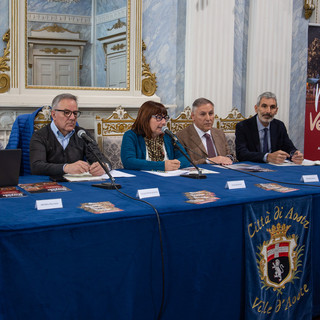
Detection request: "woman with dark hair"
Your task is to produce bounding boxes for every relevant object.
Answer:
[121,101,189,171]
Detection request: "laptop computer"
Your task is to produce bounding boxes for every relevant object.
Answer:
[0,149,21,187]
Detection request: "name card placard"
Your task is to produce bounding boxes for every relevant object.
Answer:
[35,198,63,210]
[136,188,160,199]
[301,175,319,183]
[225,180,246,190]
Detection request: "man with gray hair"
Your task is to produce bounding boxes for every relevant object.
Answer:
[30,93,111,176]
[176,97,234,165]
[235,91,303,164]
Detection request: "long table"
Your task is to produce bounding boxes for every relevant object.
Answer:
[0,163,319,319]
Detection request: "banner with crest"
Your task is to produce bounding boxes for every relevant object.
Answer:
[244,196,312,319]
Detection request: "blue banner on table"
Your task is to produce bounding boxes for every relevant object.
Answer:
[244,196,312,320]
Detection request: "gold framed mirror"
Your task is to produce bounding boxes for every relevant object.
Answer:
[25,0,130,91]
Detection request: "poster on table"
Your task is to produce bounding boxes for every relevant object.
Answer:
[244,196,312,320]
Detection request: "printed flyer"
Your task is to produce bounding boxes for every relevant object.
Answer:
[184,190,220,204]
[19,182,70,193]
[0,186,26,198]
[80,201,123,214]
[255,183,298,193]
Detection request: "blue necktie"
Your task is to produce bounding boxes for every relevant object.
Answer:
[263,128,268,153]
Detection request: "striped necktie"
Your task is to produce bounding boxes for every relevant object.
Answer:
[204,133,216,157]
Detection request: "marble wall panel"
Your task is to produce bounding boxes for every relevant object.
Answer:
[96,0,126,15]
[143,0,179,108]
[290,0,309,152]
[0,0,9,54]
[28,0,91,16]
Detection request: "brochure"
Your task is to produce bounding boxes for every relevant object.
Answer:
[19,181,70,193]
[80,201,123,214]
[255,183,298,193]
[0,186,26,198]
[184,190,220,204]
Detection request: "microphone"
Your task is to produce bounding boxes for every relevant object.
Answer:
[161,126,206,179]
[161,126,179,142]
[76,127,121,189]
[76,128,96,145]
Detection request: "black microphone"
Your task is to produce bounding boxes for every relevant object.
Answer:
[161,126,206,179]
[76,127,121,189]
[161,126,179,142]
[76,128,96,145]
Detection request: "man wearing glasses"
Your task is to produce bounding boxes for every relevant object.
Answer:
[30,93,111,176]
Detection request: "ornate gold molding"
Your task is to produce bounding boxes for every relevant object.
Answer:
[34,106,52,131]
[32,24,78,34]
[108,19,127,31]
[96,106,135,136]
[40,48,72,54]
[216,107,249,133]
[141,40,157,96]
[111,43,126,51]
[168,106,193,133]
[304,0,315,19]
[0,29,10,93]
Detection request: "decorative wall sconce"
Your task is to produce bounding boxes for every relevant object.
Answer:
[304,0,315,19]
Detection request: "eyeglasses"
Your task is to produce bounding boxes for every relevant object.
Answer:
[54,109,81,118]
[151,114,170,122]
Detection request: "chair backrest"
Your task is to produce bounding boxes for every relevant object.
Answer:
[216,107,248,133]
[34,106,52,131]
[168,106,220,134]
[6,106,51,175]
[216,107,250,159]
[96,106,135,169]
[167,106,193,134]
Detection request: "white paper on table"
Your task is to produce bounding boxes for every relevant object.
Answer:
[63,172,106,182]
[142,169,187,177]
[186,168,219,174]
[269,159,320,167]
[64,170,135,182]
[301,159,320,166]
[143,167,219,177]
[102,170,136,178]
[268,160,299,167]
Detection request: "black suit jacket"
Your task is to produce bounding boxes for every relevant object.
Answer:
[235,115,297,162]
[30,125,111,176]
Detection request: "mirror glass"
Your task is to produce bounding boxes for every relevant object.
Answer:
[26,0,129,90]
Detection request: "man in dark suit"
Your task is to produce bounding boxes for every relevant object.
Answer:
[176,98,234,165]
[30,93,111,176]
[235,91,303,164]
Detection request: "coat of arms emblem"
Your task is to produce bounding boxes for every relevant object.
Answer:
[257,223,302,293]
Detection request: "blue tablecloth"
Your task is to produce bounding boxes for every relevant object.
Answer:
[0,163,319,319]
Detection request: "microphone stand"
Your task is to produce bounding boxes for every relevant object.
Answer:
[86,142,121,189]
[171,139,206,179]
